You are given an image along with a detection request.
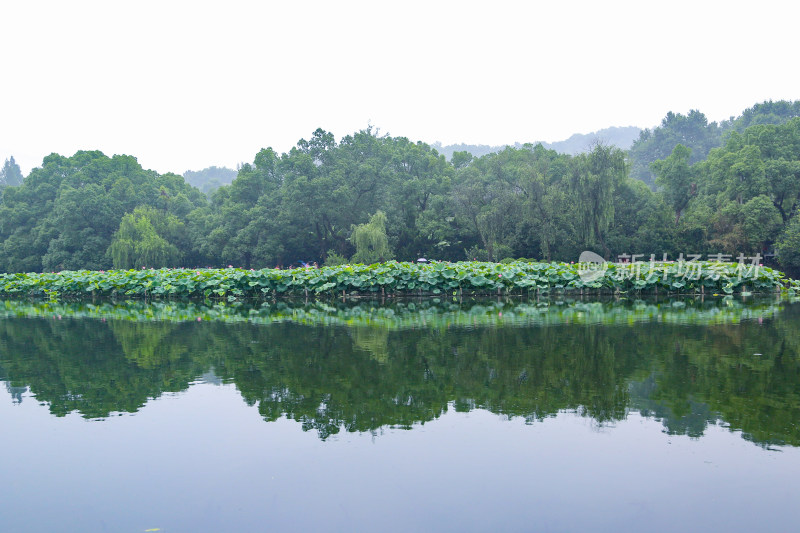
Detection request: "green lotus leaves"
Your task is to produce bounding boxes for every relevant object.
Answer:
[0,260,797,300]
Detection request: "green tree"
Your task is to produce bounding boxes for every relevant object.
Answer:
[651,144,695,223]
[0,156,23,188]
[742,195,783,252]
[382,136,452,259]
[0,151,207,272]
[570,144,627,259]
[607,178,676,258]
[675,117,800,259]
[516,144,573,261]
[629,110,722,187]
[109,206,184,268]
[725,99,800,132]
[451,151,473,170]
[776,215,800,274]
[350,211,392,264]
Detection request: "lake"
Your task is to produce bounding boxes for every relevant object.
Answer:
[1,297,799,532]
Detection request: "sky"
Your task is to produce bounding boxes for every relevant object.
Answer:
[2,0,798,176]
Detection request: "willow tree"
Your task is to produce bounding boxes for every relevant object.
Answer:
[109,206,183,268]
[571,144,627,259]
[350,211,392,264]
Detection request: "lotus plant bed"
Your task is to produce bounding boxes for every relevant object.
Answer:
[0,261,797,300]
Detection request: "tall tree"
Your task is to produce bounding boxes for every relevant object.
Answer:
[451,151,523,262]
[570,144,627,259]
[651,144,695,223]
[776,215,800,275]
[382,136,452,259]
[0,156,23,188]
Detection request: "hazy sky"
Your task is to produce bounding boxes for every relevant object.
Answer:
[2,0,798,176]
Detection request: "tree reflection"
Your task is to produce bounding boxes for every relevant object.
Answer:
[0,299,798,446]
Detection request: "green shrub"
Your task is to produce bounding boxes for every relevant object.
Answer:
[324,250,349,267]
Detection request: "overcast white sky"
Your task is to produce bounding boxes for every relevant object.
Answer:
[1,0,798,176]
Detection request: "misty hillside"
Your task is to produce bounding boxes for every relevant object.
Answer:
[183,166,237,195]
[431,126,642,160]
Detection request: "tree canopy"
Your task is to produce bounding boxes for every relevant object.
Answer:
[1,99,799,276]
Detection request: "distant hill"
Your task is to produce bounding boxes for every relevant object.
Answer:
[431,126,642,160]
[544,126,643,154]
[183,166,237,195]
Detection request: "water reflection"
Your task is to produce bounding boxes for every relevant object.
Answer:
[1,297,798,446]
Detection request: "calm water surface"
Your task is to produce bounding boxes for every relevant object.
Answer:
[1,297,799,532]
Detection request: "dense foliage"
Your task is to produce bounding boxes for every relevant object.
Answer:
[1,100,800,277]
[628,100,800,186]
[0,261,796,300]
[0,151,205,273]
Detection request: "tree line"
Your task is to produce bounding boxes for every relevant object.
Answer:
[1,100,799,275]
